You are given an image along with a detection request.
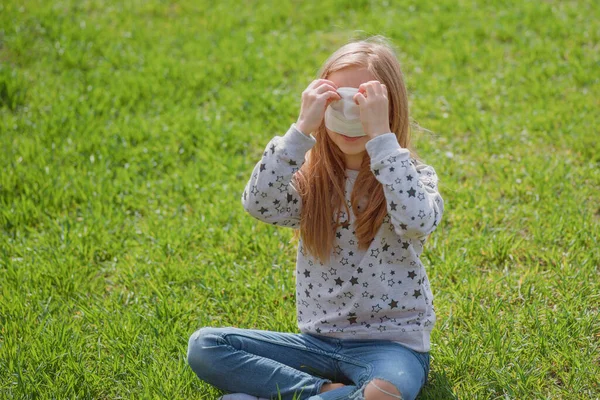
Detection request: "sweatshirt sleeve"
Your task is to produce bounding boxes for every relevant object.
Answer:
[241,123,316,228]
[365,133,444,239]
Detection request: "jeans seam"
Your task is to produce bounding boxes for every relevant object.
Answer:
[334,353,372,370]
[357,363,373,387]
[415,353,430,381]
[219,332,339,361]
[216,338,326,398]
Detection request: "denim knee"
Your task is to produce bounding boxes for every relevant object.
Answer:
[187,327,221,377]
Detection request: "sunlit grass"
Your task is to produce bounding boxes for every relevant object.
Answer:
[1,0,599,398]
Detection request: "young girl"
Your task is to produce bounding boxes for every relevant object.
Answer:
[187,36,444,400]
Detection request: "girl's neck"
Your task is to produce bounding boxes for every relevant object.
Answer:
[344,152,364,171]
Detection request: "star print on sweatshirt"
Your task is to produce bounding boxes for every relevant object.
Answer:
[242,124,444,353]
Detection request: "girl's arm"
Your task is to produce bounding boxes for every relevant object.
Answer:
[365,133,444,239]
[241,124,316,228]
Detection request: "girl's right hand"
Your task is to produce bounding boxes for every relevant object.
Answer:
[295,79,341,135]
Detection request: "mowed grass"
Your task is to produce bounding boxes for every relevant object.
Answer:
[1,0,599,398]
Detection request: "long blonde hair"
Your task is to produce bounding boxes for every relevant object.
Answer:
[292,36,414,264]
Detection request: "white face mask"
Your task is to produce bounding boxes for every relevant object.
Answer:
[324,87,367,137]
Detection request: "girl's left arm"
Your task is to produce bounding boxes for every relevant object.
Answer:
[365,133,444,239]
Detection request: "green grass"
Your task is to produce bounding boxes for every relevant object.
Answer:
[1,0,599,398]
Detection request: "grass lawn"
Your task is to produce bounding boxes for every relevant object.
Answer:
[1,0,599,398]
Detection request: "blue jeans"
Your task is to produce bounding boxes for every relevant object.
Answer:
[187,327,430,400]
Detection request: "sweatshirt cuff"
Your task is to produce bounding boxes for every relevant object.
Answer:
[283,123,317,150]
[365,133,409,164]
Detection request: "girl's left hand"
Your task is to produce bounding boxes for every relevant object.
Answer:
[353,80,391,138]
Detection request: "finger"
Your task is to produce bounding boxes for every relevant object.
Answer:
[319,91,341,102]
[381,84,388,97]
[321,79,338,89]
[311,79,338,90]
[373,80,386,95]
[354,92,366,106]
[358,81,378,97]
[315,84,338,95]
[358,82,368,96]
[307,79,324,90]
[325,92,342,105]
[364,81,379,98]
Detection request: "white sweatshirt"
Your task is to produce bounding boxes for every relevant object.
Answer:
[242,124,444,352]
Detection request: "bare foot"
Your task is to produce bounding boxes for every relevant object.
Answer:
[320,383,346,393]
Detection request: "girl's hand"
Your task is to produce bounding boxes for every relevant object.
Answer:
[296,79,341,135]
[354,80,391,138]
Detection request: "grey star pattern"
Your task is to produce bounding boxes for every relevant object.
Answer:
[241,130,443,345]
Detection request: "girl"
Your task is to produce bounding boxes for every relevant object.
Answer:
[187,36,444,400]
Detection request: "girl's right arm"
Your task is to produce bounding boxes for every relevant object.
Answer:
[241,124,316,228]
[241,79,340,228]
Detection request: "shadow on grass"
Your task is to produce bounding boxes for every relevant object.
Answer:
[419,369,457,400]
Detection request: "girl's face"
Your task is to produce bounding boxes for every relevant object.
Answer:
[325,67,376,170]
